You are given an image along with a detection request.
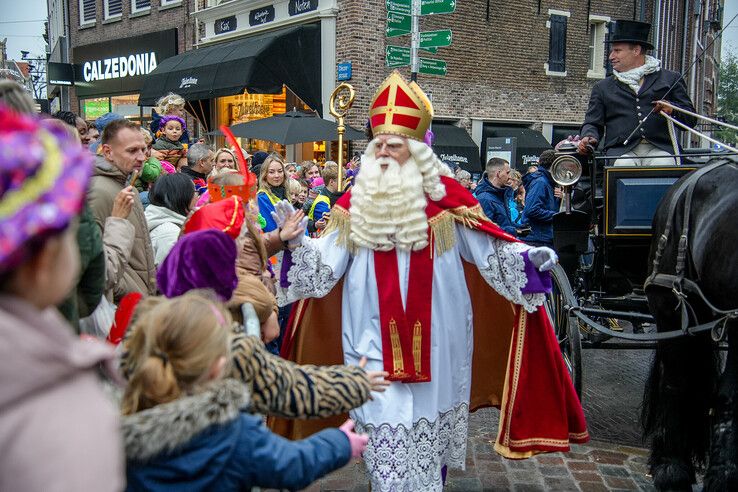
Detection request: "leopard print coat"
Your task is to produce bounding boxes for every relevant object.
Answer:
[121,329,371,419]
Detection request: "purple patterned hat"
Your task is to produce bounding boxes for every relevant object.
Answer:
[0,106,93,273]
[159,115,186,132]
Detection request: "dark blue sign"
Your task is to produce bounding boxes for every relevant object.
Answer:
[249,5,275,26]
[214,15,237,35]
[337,62,352,81]
[288,0,318,16]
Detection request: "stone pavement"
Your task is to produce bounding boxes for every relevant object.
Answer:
[302,407,654,491]
[299,346,658,491]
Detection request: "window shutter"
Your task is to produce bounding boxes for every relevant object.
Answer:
[134,0,150,9]
[548,14,567,72]
[81,0,96,23]
[107,0,122,17]
[604,21,613,76]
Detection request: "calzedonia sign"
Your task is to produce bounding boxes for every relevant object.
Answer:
[73,29,177,98]
[82,52,158,82]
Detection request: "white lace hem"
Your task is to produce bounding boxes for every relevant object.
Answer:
[480,240,545,313]
[355,402,469,492]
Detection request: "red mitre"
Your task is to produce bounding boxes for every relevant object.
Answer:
[369,70,434,141]
[183,195,245,239]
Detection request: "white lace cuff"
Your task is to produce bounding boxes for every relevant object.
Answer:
[275,241,338,306]
[479,240,545,313]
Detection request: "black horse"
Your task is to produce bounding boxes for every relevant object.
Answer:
[642,156,738,490]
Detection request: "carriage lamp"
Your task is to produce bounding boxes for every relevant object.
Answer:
[551,143,583,214]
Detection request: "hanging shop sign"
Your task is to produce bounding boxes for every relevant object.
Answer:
[249,5,276,26]
[73,29,177,97]
[215,15,238,35]
[288,0,319,16]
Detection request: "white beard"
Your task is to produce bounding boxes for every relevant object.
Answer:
[350,154,431,252]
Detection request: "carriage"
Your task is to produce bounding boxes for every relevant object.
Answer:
[543,106,737,398]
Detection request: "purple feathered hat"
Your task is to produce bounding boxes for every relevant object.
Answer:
[0,106,93,274]
[159,115,186,132]
[156,229,238,301]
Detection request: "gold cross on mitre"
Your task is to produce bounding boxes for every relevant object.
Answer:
[369,70,434,142]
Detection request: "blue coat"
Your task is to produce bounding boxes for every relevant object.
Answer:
[475,177,517,236]
[124,380,351,492]
[522,169,559,245]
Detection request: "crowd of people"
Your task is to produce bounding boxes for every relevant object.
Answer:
[0,82,390,491]
[0,71,587,491]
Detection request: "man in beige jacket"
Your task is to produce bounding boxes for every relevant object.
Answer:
[88,118,157,302]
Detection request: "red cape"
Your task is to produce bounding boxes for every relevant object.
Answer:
[270,176,588,458]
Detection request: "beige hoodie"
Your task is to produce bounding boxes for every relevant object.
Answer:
[0,295,124,491]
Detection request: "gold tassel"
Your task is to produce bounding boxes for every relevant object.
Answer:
[429,212,457,256]
[320,205,353,250]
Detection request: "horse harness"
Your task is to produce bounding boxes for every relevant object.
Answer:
[644,160,738,341]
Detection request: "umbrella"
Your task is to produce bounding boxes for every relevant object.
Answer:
[210,110,366,144]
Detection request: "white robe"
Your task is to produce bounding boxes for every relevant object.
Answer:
[279,224,543,491]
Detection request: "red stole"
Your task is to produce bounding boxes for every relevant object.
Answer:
[373,246,433,383]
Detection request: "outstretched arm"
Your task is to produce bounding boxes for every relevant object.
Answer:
[456,224,551,313]
[230,334,375,418]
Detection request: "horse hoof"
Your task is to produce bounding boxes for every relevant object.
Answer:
[651,461,694,491]
[703,464,738,492]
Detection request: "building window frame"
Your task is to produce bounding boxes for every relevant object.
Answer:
[159,0,182,8]
[79,0,96,26]
[587,15,611,79]
[544,9,569,77]
[104,0,123,20]
[131,0,151,15]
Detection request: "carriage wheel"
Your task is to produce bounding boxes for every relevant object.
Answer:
[545,263,583,399]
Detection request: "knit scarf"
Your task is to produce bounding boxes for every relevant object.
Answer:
[613,55,661,94]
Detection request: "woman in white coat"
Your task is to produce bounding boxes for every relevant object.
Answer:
[145,173,197,266]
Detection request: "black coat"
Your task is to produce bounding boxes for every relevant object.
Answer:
[580,69,696,157]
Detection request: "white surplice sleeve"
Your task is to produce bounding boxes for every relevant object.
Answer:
[455,224,546,313]
[276,229,351,306]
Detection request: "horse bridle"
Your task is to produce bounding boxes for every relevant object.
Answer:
[644,159,738,342]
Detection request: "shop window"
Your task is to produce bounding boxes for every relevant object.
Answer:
[545,10,569,76]
[216,86,311,157]
[587,15,610,79]
[132,0,150,13]
[79,0,96,25]
[81,97,111,121]
[104,0,123,19]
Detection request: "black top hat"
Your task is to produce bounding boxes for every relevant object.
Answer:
[608,20,654,50]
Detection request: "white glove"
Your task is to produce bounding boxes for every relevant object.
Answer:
[528,246,558,272]
[270,200,295,230]
[271,200,308,249]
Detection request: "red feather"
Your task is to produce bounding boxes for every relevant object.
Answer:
[220,125,257,200]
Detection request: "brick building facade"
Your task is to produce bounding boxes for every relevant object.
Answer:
[52,0,723,159]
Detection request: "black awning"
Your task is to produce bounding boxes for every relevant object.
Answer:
[139,24,322,114]
[431,124,482,173]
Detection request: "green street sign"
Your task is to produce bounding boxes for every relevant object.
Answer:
[386,45,411,68]
[386,12,411,37]
[386,0,411,15]
[420,46,438,54]
[420,29,452,48]
[421,0,456,15]
[419,57,448,75]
